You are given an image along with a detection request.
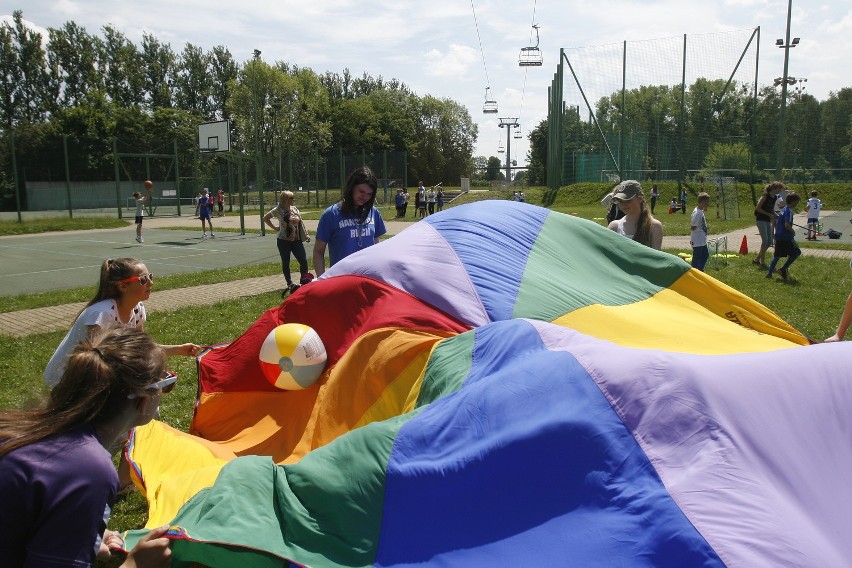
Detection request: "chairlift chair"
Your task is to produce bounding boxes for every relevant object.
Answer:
[518,47,543,67]
[518,24,543,67]
[482,87,498,114]
[513,129,523,140]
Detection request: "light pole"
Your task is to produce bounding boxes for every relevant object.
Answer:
[774,0,799,179]
[498,117,520,186]
[792,78,807,175]
[252,49,265,235]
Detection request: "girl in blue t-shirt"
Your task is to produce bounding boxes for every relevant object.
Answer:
[314,166,387,276]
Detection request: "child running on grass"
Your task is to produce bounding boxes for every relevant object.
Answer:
[766,192,802,281]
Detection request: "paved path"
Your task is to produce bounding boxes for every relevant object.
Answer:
[1,210,849,337]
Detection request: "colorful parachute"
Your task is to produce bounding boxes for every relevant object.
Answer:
[125,201,852,566]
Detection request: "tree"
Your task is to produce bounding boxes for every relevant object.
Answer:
[409,96,476,184]
[101,25,145,108]
[45,21,103,111]
[209,46,237,121]
[819,88,852,170]
[527,119,547,185]
[702,141,750,174]
[140,33,175,110]
[0,20,17,130]
[174,43,212,118]
[6,11,48,125]
[485,156,504,180]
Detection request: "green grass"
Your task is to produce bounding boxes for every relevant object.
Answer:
[0,216,128,236]
[0,262,286,313]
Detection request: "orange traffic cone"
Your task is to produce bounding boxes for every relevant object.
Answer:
[739,235,748,255]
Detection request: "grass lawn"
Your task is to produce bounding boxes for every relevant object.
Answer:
[1,184,851,557]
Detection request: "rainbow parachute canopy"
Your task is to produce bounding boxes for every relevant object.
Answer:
[125,201,852,567]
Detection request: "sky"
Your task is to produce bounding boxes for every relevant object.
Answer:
[4,0,851,172]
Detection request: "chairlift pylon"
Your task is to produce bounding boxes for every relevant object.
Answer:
[482,87,498,114]
[518,24,543,67]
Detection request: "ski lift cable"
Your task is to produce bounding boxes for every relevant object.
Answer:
[516,0,539,135]
[528,0,539,48]
[470,0,492,89]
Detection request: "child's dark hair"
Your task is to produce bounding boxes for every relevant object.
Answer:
[341,166,378,222]
[785,192,801,205]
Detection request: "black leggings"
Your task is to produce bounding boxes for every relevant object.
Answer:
[276,238,308,284]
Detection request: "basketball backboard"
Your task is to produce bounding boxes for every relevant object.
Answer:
[198,120,230,153]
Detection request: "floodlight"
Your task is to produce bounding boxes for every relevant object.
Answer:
[792,38,800,45]
[775,38,784,46]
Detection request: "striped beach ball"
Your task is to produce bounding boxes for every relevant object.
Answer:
[258,323,327,390]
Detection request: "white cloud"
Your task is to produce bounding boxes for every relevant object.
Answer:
[423,44,478,79]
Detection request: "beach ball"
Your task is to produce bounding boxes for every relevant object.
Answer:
[259,323,327,390]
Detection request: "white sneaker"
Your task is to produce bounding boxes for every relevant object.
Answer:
[202,232,207,240]
[210,233,216,238]
[135,236,142,243]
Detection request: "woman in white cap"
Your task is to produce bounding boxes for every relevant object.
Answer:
[607,180,663,250]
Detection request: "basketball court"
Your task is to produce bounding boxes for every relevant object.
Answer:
[0,224,298,297]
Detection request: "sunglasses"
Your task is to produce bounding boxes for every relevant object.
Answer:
[119,273,154,285]
[127,370,177,399]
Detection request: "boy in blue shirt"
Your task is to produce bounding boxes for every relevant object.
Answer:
[766,192,801,280]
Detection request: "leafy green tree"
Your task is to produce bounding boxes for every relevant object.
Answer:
[485,156,504,180]
[0,20,18,130]
[101,25,145,108]
[140,33,175,110]
[45,22,103,110]
[527,119,547,185]
[174,43,212,118]
[819,88,852,169]
[6,11,48,125]
[841,121,852,164]
[702,141,750,174]
[209,46,237,121]
[409,96,476,184]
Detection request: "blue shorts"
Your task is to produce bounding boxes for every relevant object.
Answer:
[807,217,818,224]
[199,210,211,220]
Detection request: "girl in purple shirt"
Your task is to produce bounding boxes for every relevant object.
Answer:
[1,327,174,567]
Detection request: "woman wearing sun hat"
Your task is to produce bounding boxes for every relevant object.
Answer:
[607,180,664,250]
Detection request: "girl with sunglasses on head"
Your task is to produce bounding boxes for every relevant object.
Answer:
[1,327,173,567]
[44,257,200,388]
